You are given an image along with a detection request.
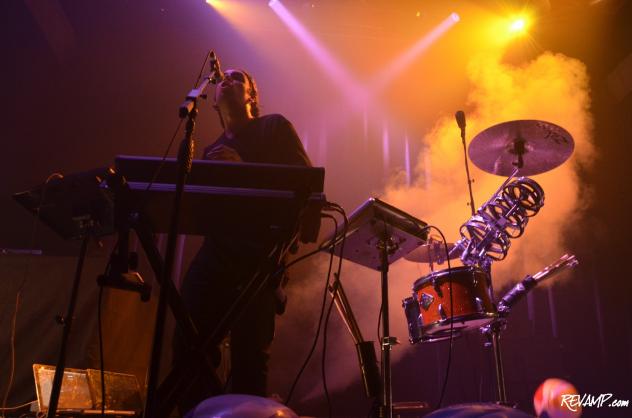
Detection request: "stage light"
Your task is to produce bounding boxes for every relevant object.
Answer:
[481,11,533,47]
[451,12,460,22]
[510,18,525,31]
[508,16,528,34]
[206,0,224,9]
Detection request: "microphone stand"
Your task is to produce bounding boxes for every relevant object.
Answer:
[459,121,476,216]
[481,254,578,405]
[143,71,213,417]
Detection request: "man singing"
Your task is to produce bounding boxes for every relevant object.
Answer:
[172,67,311,415]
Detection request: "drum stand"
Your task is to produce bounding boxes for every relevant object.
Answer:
[480,263,511,405]
[483,319,509,404]
[481,254,579,406]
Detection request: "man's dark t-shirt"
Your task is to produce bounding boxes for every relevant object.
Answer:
[203,113,311,166]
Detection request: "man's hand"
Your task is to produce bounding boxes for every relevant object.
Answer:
[205,144,242,162]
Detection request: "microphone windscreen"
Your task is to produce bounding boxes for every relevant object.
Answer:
[455,110,466,129]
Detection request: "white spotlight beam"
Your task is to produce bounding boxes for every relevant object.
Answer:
[269,0,366,105]
[270,2,458,110]
[369,13,460,94]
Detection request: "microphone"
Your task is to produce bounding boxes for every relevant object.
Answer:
[455,110,466,131]
[456,108,475,214]
[497,254,578,314]
[209,50,224,84]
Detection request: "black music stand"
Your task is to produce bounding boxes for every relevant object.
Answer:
[13,170,113,417]
[328,198,428,418]
[13,168,114,240]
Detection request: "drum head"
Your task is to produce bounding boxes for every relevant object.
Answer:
[413,265,486,291]
[425,403,534,418]
[190,394,298,418]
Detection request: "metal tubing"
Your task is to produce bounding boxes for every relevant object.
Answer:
[380,243,392,418]
[491,327,507,404]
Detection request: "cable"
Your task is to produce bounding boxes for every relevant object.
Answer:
[285,204,347,407]
[141,120,184,194]
[318,204,348,418]
[422,225,454,409]
[98,286,106,416]
[1,292,21,418]
[1,173,62,417]
[192,50,212,88]
[284,215,338,406]
[276,206,348,275]
[136,50,212,208]
[321,289,336,418]
[377,303,383,349]
[0,400,36,411]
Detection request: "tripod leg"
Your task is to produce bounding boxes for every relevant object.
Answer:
[47,233,91,417]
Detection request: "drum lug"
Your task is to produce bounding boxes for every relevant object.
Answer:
[381,336,399,349]
[420,293,434,311]
[475,297,484,313]
[438,303,448,322]
[432,278,443,297]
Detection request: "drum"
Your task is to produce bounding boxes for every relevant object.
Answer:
[424,403,534,418]
[404,266,497,343]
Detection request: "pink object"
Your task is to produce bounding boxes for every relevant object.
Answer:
[533,378,582,418]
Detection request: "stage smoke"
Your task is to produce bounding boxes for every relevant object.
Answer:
[277,50,594,403]
[382,50,594,288]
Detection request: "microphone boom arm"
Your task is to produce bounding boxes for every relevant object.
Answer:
[498,253,579,315]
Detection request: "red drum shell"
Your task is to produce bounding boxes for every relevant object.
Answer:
[412,266,497,341]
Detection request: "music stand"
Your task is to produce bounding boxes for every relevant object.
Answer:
[327,198,428,418]
[13,170,114,417]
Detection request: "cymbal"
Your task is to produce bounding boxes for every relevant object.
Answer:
[405,242,461,264]
[468,120,574,176]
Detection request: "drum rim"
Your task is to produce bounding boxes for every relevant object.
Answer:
[421,312,497,333]
[417,330,463,343]
[412,265,487,290]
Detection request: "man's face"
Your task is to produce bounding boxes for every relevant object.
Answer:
[214,69,253,109]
